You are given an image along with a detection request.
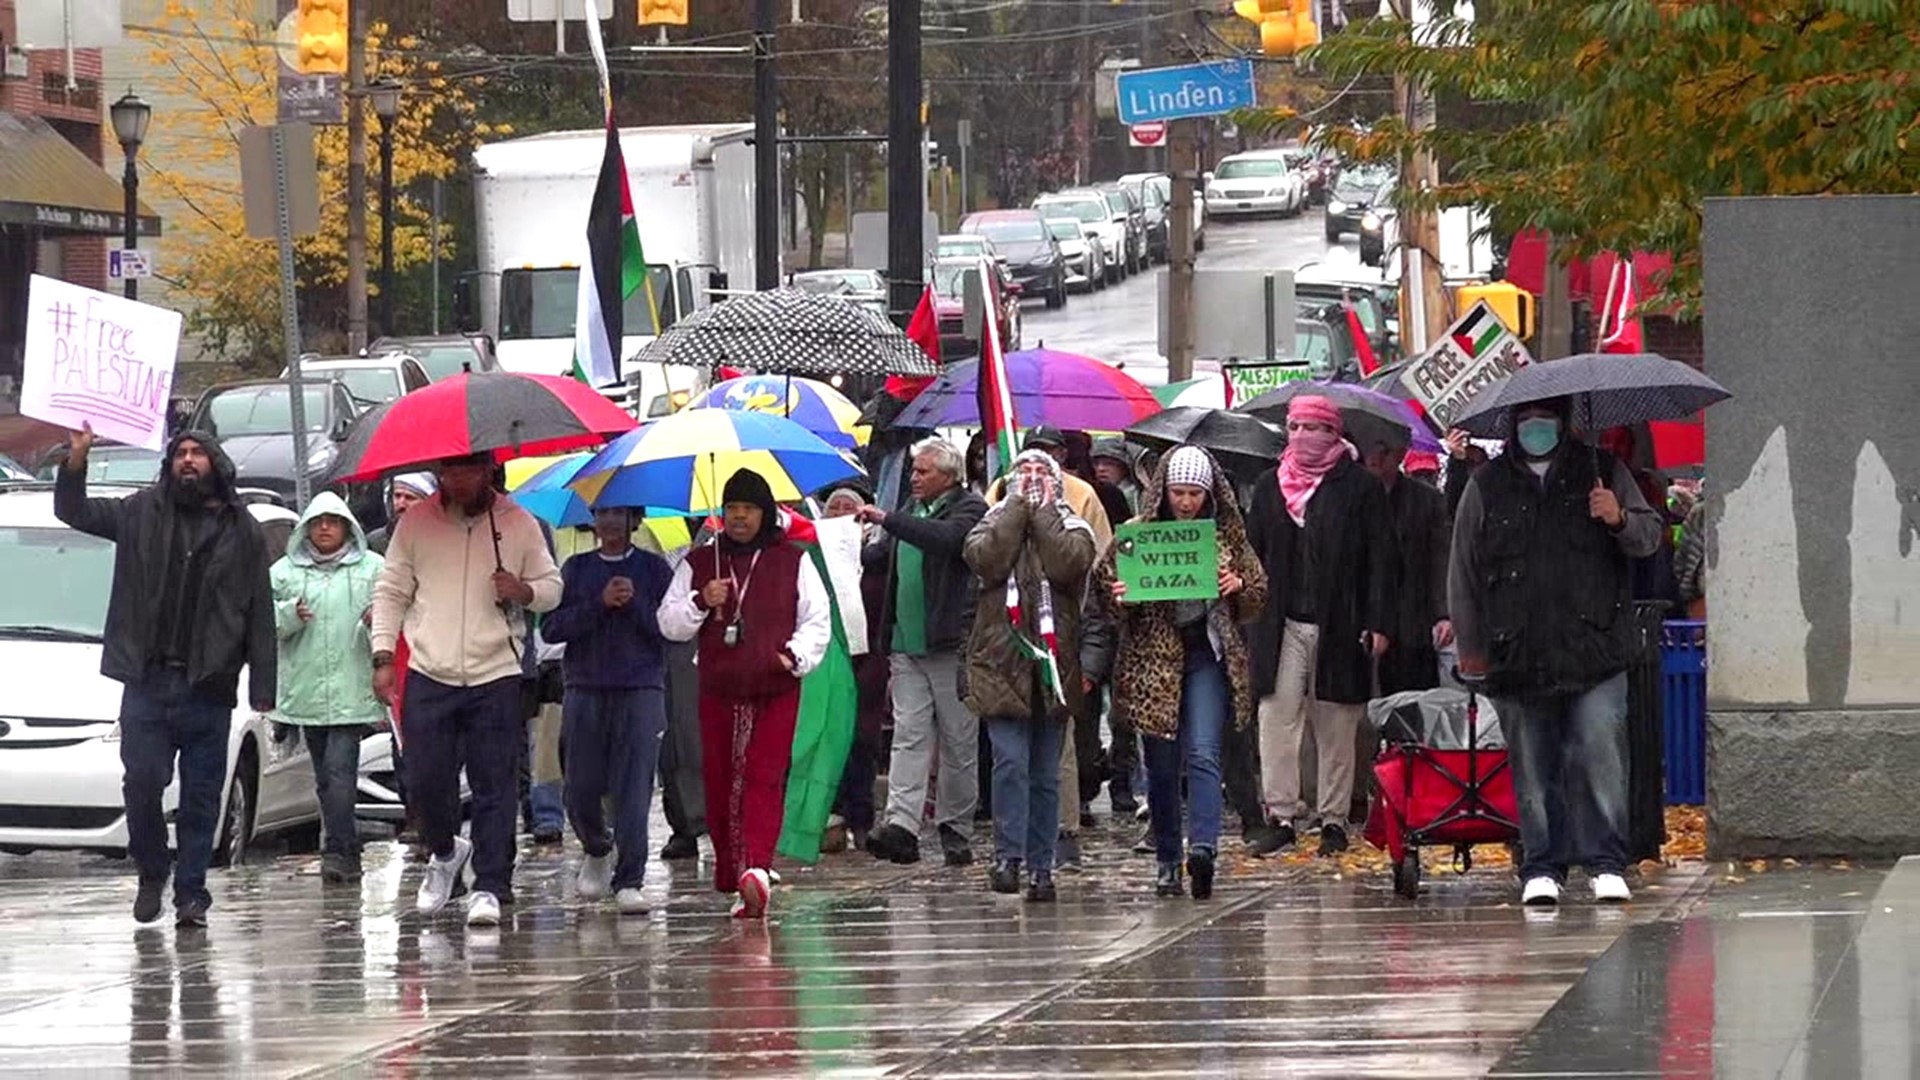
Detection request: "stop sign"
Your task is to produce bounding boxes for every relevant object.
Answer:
[1128,121,1168,148]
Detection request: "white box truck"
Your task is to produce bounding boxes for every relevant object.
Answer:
[465,122,760,415]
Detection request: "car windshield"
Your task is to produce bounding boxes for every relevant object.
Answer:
[1217,159,1288,180]
[199,384,332,437]
[1101,191,1130,215]
[313,367,403,405]
[1295,322,1335,374]
[86,449,161,485]
[974,219,1047,244]
[0,525,113,639]
[793,271,882,295]
[1336,170,1391,199]
[0,454,31,482]
[1147,176,1171,202]
[937,238,989,257]
[1038,199,1107,225]
[1046,220,1080,241]
[932,263,972,299]
[499,264,679,340]
[408,345,481,381]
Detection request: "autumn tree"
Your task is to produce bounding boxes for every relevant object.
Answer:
[1289,0,1920,311]
[136,2,498,369]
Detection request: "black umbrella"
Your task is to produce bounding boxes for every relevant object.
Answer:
[628,288,939,377]
[1449,352,1730,438]
[1123,406,1285,474]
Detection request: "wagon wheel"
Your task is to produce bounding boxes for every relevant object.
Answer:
[1393,850,1422,899]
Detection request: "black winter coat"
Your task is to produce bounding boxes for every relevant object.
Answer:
[863,487,989,653]
[1245,457,1397,705]
[54,430,277,708]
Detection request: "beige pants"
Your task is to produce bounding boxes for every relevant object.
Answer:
[1257,619,1365,828]
[531,702,564,785]
[1059,722,1079,838]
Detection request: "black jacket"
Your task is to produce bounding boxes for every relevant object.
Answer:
[1245,457,1397,704]
[55,430,277,708]
[863,486,989,654]
[1378,476,1451,694]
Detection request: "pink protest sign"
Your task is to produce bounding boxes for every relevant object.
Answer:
[20,275,183,452]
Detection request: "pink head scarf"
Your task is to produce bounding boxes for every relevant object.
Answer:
[1277,395,1350,524]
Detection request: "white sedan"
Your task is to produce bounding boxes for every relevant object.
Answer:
[1204,150,1307,219]
[0,483,320,866]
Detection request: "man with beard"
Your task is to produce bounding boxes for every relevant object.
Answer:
[55,422,277,928]
[658,469,831,919]
[371,453,562,929]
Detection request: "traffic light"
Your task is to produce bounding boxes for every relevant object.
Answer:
[639,0,689,26]
[1231,0,1319,58]
[295,0,349,76]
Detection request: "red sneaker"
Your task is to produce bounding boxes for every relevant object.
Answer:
[736,868,771,919]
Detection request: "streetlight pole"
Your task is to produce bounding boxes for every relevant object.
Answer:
[369,78,402,340]
[109,90,151,302]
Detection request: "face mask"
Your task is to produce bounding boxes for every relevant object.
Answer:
[1515,417,1562,458]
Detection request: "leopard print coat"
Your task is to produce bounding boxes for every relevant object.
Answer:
[1084,446,1268,740]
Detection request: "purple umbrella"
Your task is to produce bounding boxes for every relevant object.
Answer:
[888,348,1162,431]
[1235,380,1443,453]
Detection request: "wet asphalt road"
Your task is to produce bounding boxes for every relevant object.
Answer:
[0,809,1704,1078]
[1017,211,1369,385]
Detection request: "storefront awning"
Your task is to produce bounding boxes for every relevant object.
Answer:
[0,111,160,237]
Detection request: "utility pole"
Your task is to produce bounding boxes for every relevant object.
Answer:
[345,0,368,353]
[1161,0,1196,381]
[885,0,924,323]
[1396,7,1449,355]
[753,0,780,289]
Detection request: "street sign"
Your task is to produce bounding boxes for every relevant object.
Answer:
[1403,300,1535,431]
[1225,363,1314,401]
[1128,121,1168,148]
[240,124,322,239]
[1160,268,1296,362]
[107,249,152,280]
[1116,59,1256,125]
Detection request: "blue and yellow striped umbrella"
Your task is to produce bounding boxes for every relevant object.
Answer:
[689,375,871,449]
[567,409,863,517]
[506,452,694,550]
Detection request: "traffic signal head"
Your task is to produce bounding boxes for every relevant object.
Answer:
[639,0,689,26]
[1232,0,1318,57]
[295,0,349,76]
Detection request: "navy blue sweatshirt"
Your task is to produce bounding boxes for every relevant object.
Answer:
[541,546,672,691]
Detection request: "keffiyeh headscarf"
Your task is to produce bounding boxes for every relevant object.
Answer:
[1163,445,1215,490]
[1277,395,1355,525]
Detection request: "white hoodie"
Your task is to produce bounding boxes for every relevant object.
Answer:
[370,492,562,686]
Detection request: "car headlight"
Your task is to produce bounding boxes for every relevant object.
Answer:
[1328,200,1347,214]
[1361,212,1381,231]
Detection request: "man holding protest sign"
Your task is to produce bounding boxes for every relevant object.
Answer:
[55,422,277,928]
[1084,446,1267,901]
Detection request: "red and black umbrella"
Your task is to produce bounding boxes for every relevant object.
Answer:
[324,371,639,484]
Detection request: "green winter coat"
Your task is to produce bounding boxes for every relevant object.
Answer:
[269,492,386,727]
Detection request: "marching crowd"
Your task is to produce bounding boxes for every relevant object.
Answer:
[56,384,1694,929]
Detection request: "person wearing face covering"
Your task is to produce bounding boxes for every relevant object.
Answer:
[1450,398,1662,908]
[656,469,833,919]
[1244,396,1396,860]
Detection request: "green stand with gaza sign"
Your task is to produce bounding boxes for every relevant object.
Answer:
[1114,519,1219,602]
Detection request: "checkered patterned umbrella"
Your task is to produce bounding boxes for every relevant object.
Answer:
[627,288,939,377]
[1449,352,1730,437]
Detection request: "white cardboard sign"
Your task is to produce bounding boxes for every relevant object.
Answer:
[1403,300,1532,432]
[20,275,183,451]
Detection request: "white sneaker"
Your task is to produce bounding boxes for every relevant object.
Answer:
[466,890,501,927]
[577,853,614,901]
[1592,873,1632,903]
[737,868,771,918]
[415,835,472,915]
[615,887,649,915]
[1521,876,1561,907]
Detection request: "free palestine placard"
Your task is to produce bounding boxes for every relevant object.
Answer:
[20,275,183,451]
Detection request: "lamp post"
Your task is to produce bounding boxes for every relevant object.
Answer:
[109,90,152,302]
[368,77,402,339]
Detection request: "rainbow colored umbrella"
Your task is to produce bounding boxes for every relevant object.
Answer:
[889,347,1161,431]
[567,410,863,517]
[689,375,870,449]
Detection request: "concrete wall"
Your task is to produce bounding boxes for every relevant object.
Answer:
[1702,195,1920,856]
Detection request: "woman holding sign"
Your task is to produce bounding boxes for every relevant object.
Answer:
[1084,445,1267,900]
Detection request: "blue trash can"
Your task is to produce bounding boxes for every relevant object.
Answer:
[1660,620,1708,804]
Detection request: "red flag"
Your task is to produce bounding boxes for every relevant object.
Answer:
[1598,258,1645,354]
[885,286,941,402]
[716,365,747,382]
[1346,304,1379,375]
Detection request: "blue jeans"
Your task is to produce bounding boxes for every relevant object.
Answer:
[119,669,231,909]
[404,674,523,898]
[1144,657,1228,864]
[984,716,1065,872]
[302,725,368,857]
[1496,672,1630,882]
[563,687,667,890]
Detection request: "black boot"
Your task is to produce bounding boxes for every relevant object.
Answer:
[865,823,922,865]
[939,824,974,867]
[1188,848,1216,900]
[659,832,700,860]
[1246,821,1296,858]
[1317,823,1349,857]
[1154,861,1183,898]
[1026,868,1057,903]
[989,858,1023,894]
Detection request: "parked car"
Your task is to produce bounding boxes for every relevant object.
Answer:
[0,483,316,864]
[1205,150,1307,219]
[1034,191,1128,285]
[936,233,1001,265]
[1325,165,1395,242]
[960,210,1069,310]
[368,334,498,382]
[1296,269,1397,362]
[283,354,431,408]
[1044,217,1105,293]
[0,454,34,484]
[930,255,1022,360]
[789,268,889,316]
[1119,172,1207,256]
[1283,148,1331,205]
[1293,306,1366,381]
[1089,183,1150,273]
[187,378,382,526]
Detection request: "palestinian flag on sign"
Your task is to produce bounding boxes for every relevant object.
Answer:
[572,6,657,388]
[1450,302,1507,360]
[973,270,1019,483]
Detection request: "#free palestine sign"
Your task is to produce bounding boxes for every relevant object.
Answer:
[1114,519,1219,603]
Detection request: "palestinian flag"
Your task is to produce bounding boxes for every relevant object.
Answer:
[773,507,857,863]
[973,271,1019,482]
[1004,574,1068,708]
[572,3,655,388]
[1450,303,1506,360]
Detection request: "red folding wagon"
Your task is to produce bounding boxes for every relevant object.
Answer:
[1363,688,1519,899]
